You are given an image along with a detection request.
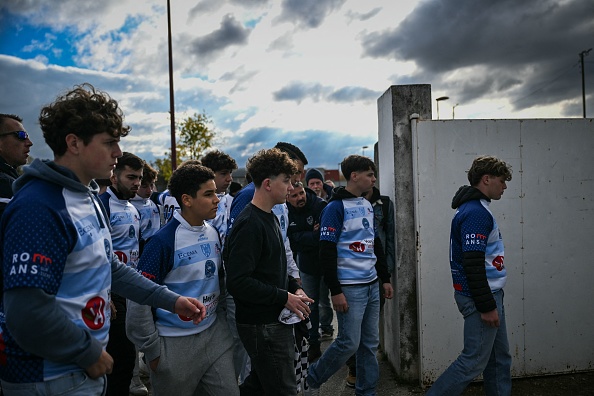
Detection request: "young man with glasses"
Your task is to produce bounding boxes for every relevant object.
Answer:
[0,114,33,218]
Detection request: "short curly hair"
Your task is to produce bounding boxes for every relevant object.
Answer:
[39,83,130,156]
[467,155,512,186]
[340,155,376,181]
[247,148,297,187]
[201,150,238,172]
[168,164,215,205]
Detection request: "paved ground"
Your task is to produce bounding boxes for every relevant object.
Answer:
[136,327,594,396]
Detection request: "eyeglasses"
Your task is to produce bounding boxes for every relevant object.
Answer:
[0,130,29,140]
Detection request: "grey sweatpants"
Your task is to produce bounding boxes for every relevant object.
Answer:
[149,317,239,396]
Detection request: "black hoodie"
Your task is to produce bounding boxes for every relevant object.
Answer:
[287,187,327,275]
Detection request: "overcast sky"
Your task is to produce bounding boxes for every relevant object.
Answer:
[0,0,592,170]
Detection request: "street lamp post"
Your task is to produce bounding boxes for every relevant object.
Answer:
[167,0,176,170]
[362,145,369,156]
[452,103,459,119]
[436,96,449,120]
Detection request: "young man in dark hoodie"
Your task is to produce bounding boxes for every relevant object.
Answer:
[286,181,328,362]
[426,155,513,396]
[0,83,205,395]
[305,155,393,396]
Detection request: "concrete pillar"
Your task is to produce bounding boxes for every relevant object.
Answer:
[377,84,431,382]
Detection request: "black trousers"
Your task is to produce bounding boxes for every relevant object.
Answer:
[106,294,136,396]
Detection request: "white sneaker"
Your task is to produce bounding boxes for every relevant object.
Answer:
[129,375,148,396]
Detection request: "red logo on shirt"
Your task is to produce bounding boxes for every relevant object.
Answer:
[178,314,192,322]
[82,296,106,330]
[0,332,6,366]
[115,251,128,264]
[349,242,366,252]
[492,256,505,271]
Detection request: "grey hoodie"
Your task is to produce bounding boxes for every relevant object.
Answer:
[1,158,179,383]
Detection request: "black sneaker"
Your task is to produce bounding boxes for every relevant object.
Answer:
[346,366,356,388]
[319,328,334,341]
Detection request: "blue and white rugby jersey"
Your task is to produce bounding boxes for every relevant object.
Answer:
[450,199,507,295]
[138,211,222,336]
[207,193,232,249]
[320,197,378,285]
[157,189,180,225]
[1,178,113,382]
[130,195,161,242]
[99,189,141,269]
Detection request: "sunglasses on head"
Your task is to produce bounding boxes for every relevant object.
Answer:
[0,130,29,140]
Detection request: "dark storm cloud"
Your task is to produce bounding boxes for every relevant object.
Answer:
[345,7,382,23]
[276,0,346,29]
[223,127,375,170]
[328,86,380,103]
[273,82,326,102]
[0,55,145,161]
[274,82,379,103]
[189,0,269,16]
[189,14,251,57]
[361,0,594,115]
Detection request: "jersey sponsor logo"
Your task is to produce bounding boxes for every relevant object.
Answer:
[178,250,198,260]
[0,332,6,365]
[362,218,370,229]
[197,233,208,242]
[349,241,366,253]
[200,244,212,258]
[280,215,286,231]
[492,255,505,271]
[104,239,112,260]
[464,233,487,246]
[128,225,136,239]
[111,213,129,223]
[129,250,139,268]
[78,223,94,237]
[8,252,53,276]
[81,296,106,330]
[205,260,216,278]
[115,251,128,264]
[363,238,374,246]
[141,271,156,281]
[178,314,193,322]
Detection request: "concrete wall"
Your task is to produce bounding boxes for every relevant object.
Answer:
[377,85,594,386]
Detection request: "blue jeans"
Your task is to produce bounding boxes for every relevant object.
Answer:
[237,322,296,396]
[307,282,380,396]
[1,372,106,396]
[301,272,333,346]
[427,290,512,396]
